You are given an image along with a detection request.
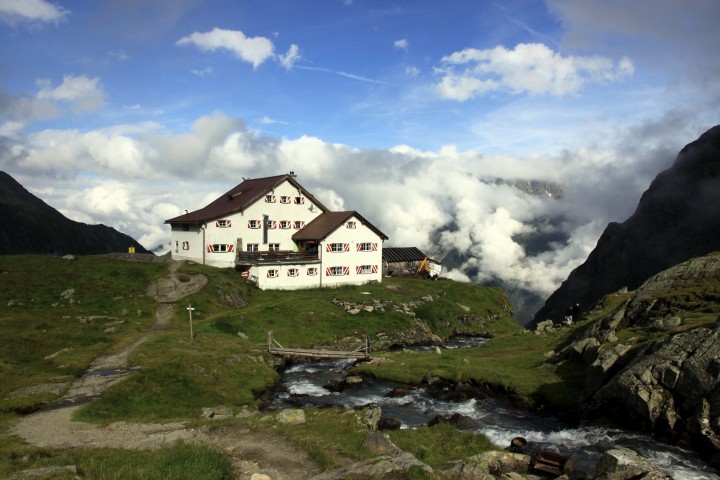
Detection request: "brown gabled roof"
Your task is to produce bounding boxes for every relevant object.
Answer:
[165,174,328,224]
[292,211,388,242]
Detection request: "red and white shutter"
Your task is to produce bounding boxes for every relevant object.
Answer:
[325,244,332,252]
[343,266,350,276]
[372,265,378,273]
[227,244,234,252]
[343,243,350,252]
[207,245,214,253]
[372,243,378,251]
[325,267,332,276]
[356,266,362,274]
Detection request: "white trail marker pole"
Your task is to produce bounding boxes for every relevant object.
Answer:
[187,304,195,342]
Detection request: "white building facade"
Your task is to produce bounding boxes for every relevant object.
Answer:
[166,174,387,290]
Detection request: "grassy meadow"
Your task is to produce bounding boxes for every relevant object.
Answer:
[0,254,588,478]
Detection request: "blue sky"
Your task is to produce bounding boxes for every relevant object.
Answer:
[1,0,719,307]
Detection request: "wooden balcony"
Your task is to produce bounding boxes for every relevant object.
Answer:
[235,250,319,265]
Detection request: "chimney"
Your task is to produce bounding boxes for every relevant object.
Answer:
[289,171,297,178]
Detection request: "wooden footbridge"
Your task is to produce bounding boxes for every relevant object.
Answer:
[267,331,371,360]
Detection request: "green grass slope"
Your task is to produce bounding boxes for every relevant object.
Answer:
[0,254,577,478]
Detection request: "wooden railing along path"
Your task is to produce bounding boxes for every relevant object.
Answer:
[267,331,371,360]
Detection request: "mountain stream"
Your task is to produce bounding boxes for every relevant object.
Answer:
[265,336,719,480]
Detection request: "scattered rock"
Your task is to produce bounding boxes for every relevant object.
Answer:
[308,451,430,480]
[344,375,363,387]
[60,288,75,300]
[385,386,415,398]
[428,413,485,430]
[649,315,682,332]
[535,319,554,334]
[595,447,672,480]
[276,408,306,425]
[43,348,72,360]
[438,451,531,478]
[62,255,75,261]
[5,382,70,400]
[235,406,257,419]
[378,417,401,430]
[10,465,77,479]
[359,404,382,431]
[201,406,234,420]
[361,431,402,455]
[250,474,272,480]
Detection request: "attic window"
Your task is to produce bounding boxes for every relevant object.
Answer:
[294,196,304,204]
[280,196,291,204]
[265,195,276,203]
[346,221,356,229]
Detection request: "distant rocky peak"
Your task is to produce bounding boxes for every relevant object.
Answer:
[478,176,565,199]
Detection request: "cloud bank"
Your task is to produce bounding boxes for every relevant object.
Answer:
[2,110,695,311]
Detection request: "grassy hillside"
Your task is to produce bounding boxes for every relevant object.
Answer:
[0,255,167,412]
[0,254,578,478]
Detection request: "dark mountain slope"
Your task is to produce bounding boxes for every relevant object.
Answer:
[533,125,720,325]
[0,171,150,255]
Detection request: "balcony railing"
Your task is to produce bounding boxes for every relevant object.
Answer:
[236,250,319,265]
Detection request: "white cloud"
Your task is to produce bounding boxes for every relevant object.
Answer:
[3,110,704,321]
[405,66,420,77]
[0,0,67,24]
[436,43,633,100]
[36,75,105,114]
[278,44,300,70]
[177,27,275,69]
[394,39,409,50]
[191,66,213,77]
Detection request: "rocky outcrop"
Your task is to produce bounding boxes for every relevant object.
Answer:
[592,325,720,460]
[0,171,150,255]
[533,125,720,325]
[550,253,720,466]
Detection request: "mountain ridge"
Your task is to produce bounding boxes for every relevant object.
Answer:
[533,125,720,325]
[0,171,150,255]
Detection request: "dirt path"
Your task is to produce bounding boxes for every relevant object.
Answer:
[10,260,319,480]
